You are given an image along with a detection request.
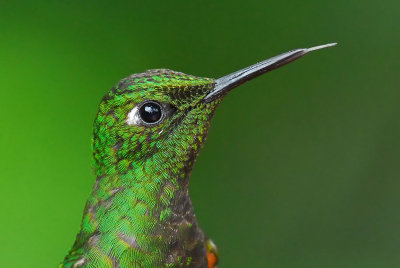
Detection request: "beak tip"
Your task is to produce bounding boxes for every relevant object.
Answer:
[306,42,338,53]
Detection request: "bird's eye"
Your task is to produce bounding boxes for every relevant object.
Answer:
[139,102,162,124]
[126,101,168,126]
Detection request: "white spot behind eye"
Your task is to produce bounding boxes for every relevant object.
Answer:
[126,106,141,125]
[74,258,85,266]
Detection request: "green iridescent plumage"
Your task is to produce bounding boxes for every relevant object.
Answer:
[61,44,335,268]
[62,70,220,267]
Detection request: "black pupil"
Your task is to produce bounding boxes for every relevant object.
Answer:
[139,102,162,124]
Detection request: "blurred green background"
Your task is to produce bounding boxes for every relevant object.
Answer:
[1,1,399,267]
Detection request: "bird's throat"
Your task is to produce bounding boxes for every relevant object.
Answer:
[67,144,208,266]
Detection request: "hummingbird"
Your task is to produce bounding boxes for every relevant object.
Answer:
[60,43,336,268]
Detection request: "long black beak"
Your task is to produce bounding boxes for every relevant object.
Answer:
[203,43,337,103]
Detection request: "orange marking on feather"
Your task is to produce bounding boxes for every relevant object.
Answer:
[207,250,218,268]
[206,239,218,268]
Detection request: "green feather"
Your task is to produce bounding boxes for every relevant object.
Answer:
[62,70,219,267]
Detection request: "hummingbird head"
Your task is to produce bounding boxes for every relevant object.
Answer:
[92,43,337,179]
[93,69,221,178]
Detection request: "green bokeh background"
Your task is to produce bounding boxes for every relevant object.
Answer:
[1,1,399,267]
